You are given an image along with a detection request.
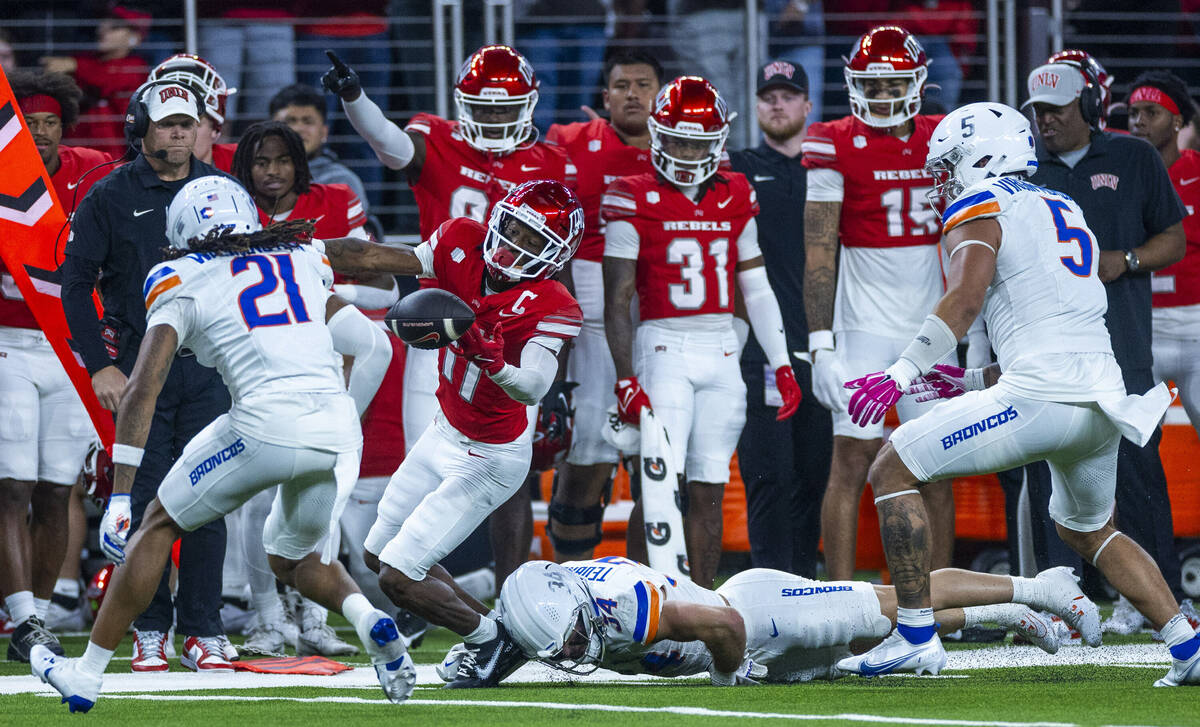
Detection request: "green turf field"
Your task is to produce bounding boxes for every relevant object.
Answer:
[2,615,1196,727]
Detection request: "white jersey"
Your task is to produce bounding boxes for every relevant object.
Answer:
[563,557,726,677]
[940,177,1125,402]
[144,240,360,452]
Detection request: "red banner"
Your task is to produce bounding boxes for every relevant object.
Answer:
[0,68,115,448]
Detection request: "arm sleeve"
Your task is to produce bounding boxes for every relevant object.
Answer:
[604,219,640,260]
[737,265,789,369]
[735,218,761,261]
[331,279,399,309]
[60,253,112,374]
[805,168,844,203]
[342,93,416,170]
[327,303,392,415]
[414,241,435,278]
[487,337,561,406]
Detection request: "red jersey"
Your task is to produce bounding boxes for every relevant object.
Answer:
[1,145,114,329]
[546,119,652,262]
[211,143,236,173]
[360,334,407,477]
[601,172,759,321]
[405,113,575,240]
[1153,149,1200,308]
[258,182,366,240]
[427,217,582,444]
[802,114,944,249]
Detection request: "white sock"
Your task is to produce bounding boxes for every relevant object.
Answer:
[465,614,497,644]
[342,592,377,636]
[54,578,80,599]
[1161,613,1198,649]
[80,641,115,675]
[34,597,50,622]
[252,593,285,626]
[963,603,1023,628]
[1009,576,1044,609]
[5,591,37,625]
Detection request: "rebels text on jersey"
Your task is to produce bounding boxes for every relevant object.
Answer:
[405,113,576,240]
[547,119,652,263]
[256,182,367,240]
[1154,148,1200,308]
[802,114,944,248]
[1,145,114,329]
[426,217,582,444]
[601,172,758,321]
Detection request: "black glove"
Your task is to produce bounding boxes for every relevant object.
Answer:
[321,49,362,102]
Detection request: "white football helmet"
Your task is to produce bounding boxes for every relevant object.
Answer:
[166,175,261,250]
[498,561,606,675]
[925,102,1038,212]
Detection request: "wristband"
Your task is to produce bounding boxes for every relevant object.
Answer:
[963,367,987,391]
[898,314,958,376]
[111,444,144,467]
[808,329,834,351]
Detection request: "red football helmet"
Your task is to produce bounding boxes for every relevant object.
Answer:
[484,180,584,282]
[149,53,235,128]
[1047,49,1113,128]
[82,441,113,511]
[87,564,114,623]
[530,383,576,473]
[845,25,929,128]
[454,45,539,154]
[647,76,730,186]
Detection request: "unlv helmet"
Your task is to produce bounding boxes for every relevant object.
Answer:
[82,441,113,511]
[647,76,730,186]
[454,45,539,154]
[1047,49,1113,129]
[845,25,929,128]
[484,180,584,282]
[87,564,115,623]
[149,53,235,128]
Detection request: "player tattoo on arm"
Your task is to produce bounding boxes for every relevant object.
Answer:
[324,237,424,277]
[878,494,933,607]
[603,256,639,380]
[111,325,178,493]
[803,201,841,332]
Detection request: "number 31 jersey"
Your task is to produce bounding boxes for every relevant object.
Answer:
[601,172,759,322]
[143,241,360,452]
[422,217,582,444]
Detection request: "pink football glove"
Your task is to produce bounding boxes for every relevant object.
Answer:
[906,364,985,403]
[844,371,904,427]
[614,376,652,425]
[774,365,802,421]
[450,323,506,375]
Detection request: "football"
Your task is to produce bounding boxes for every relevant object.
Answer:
[384,288,476,350]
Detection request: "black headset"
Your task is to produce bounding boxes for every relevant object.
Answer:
[1074,62,1104,129]
[123,80,207,149]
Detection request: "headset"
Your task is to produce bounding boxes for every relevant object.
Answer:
[122,80,207,152]
[1071,61,1104,129]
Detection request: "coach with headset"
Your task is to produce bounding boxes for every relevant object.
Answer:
[60,80,236,670]
[1020,60,1187,598]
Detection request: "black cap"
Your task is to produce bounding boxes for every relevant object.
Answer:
[757,60,808,96]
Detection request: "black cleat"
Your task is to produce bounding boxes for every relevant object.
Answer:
[443,622,527,689]
[394,609,429,649]
[7,616,65,663]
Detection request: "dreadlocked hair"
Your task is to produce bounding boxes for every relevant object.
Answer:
[161,219,316,260]
[232,120,312,197]
[9,69,83,128]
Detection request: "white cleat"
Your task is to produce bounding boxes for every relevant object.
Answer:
[1036,566,1102,647]
[1154,645,1200,687]
[437,642,470,682]
[1103,595,1145,636]
[1013,609,1063,655]
[298,623,359,657]
[836,630,947,677]
[360,610,416,703]
[30,645,102,714]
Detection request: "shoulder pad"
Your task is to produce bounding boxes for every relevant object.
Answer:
[942,180,1011,234]
[601,175,643,222]
[404,112,443,137]
[143,261,186,312]
[801,120,840,169]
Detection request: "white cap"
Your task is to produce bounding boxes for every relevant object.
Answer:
[1022,63,1086,109]
[145,83,200,123]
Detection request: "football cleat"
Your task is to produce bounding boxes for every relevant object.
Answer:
[395,609,430,649]
[443,622,527,689]
[242,620,291,657]
[298,623,359,657]
[45,590,87,633]
[31,645,102,713]
[360,610,416,703]
[1036,566,1102,647]
[215,633,238,662]
[1012,609,1065,655]
[1154,642,1200,686]
[181,635,235,672]
[437,642,471,682]
[1103,594,1144,635]
[836,629,947,677]
[131,629,169,672]
[7,616,64,663]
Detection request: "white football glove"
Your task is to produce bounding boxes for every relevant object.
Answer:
[811,348,845,412]
[100,493,132,565]
[709,656,767,686]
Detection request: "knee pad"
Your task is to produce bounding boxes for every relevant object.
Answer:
[547,500,605,554]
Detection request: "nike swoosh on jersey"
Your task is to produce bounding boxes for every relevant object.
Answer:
[717,197,733,208]
[133,209,154,217]
[498,310,519,317]
[1182,177,1200,186]
[521,164,539,171]
[66,181,80,190]
[753,175,775,182]
[467,450,486,458]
